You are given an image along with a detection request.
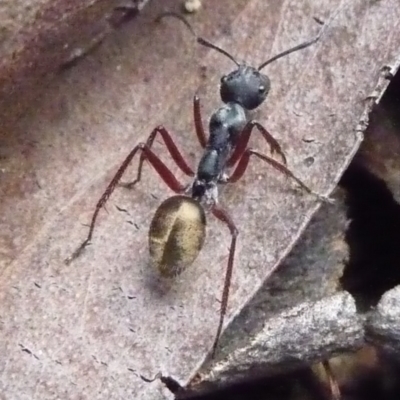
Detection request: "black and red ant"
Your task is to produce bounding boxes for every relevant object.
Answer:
[66,12,330,358]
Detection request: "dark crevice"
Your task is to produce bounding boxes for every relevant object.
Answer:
[339,67,400,312]
[173,368,331,400]
[340,162,400,311]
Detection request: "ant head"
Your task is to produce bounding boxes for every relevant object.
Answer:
[220,65,271,110]
[194,35,319,111]
[157,12,321,109]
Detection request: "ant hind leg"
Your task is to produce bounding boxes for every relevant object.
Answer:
[65,144,187,265]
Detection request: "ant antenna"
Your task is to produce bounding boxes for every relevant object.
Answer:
[258,31,321,71]
[156,12,240,67]
[157,12,325,72]
[196,37,240,67]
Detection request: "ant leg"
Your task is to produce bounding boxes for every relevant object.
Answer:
[65,144,186,265]
[228,148,332,203]
[253,122,287,164]
[193,95,207,148]
[210,205,239,358]
[120,126,194,189]
[227,121,286,168]
[141,373,184,395]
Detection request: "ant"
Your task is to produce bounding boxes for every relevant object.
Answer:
[65,12,330,358]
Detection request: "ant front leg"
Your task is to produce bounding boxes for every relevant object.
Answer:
[228,148,332,202]
[228,121,287,168]
[65,144,187,265]
[120,126,195,189]
[210,205,238,358]
[193,95,207,148]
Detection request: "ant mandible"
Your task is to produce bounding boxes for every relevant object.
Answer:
[65,12,330,358]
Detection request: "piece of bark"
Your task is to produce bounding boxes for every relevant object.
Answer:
[0,0,399,399]
[179,292,364,396]
[366,285,400,355]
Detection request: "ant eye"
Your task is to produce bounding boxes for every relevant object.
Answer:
[221,75,227,83]
[259,85,266,93]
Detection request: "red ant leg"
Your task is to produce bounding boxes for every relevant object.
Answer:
[65,143,186,264]
[227,148,331,202]
[140,373,184,395]
[210,205,238,358]
[121,126,194,189]
[193,95,207,148]
[227,121,287,168]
